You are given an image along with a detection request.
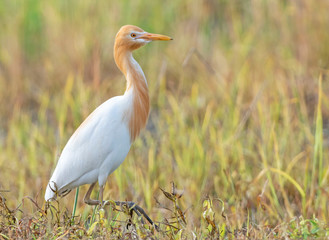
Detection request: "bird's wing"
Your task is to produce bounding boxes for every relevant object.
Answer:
[46,96,131,195]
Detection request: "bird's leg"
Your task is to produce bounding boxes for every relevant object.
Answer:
[99,185,103,205]
[84,184,158,230]
[98,185,110,208]
[83,182,100,205]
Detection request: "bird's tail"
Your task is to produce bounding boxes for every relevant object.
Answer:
[44,182,57,201]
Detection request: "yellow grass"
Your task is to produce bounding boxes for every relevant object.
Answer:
[0,0,329,238]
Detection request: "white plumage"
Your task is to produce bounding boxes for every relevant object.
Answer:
[45,93,132,200]
[45,25,172,205]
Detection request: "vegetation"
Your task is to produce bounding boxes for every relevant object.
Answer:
[1,0,329,238]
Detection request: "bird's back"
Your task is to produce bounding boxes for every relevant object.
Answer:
[45,95,132,201]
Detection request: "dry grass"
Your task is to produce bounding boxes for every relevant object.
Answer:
[1,0,329,239]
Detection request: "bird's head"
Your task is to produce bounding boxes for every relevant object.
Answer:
[114,25,172,52]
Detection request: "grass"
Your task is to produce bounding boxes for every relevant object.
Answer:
[1,0,329,238]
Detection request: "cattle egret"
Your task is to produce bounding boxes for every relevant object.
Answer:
[45,25,172,225]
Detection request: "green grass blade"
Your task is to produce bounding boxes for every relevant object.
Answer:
[71,187,79,224]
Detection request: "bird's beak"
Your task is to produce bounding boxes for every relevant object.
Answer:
[138,32,173,41]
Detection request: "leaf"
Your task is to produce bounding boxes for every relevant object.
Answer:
[176,205,186,224]
[174,229,183,240]
[87,221,99,236]
[160,187,176,202]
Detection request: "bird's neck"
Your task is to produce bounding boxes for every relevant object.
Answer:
[115,49,150,142]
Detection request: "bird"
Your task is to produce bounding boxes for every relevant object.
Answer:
[45,25,172,224]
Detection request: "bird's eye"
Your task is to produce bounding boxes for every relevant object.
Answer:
[131,33,136,38]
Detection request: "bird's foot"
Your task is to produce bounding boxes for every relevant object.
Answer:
[84,197,159,231]
[84,198,101,205]
[101,200,110,209]
[115,201,159,231]
[84,198,112,209]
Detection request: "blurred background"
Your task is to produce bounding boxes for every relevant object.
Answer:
[0,0,329,228]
